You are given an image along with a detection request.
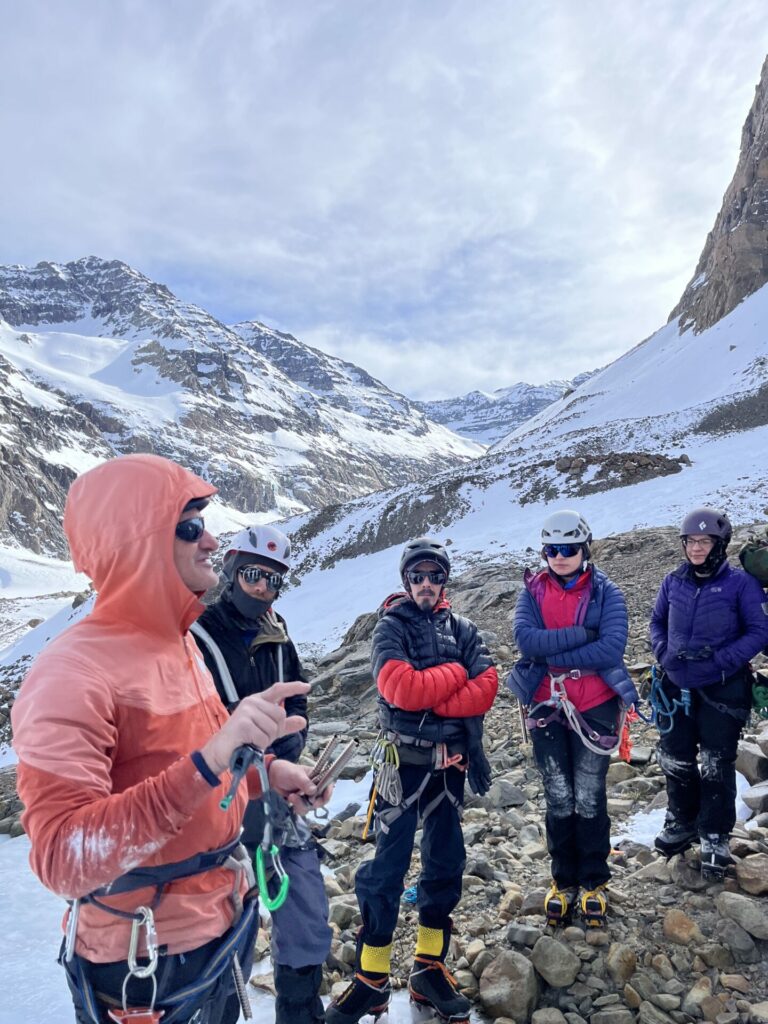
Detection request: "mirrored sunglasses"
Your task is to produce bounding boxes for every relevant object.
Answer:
[239,566,284,591]
[544,543,580,558]
[175,516,206,543]
[406,570,447,585]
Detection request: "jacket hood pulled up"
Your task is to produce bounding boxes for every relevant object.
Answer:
[63,454,217,638]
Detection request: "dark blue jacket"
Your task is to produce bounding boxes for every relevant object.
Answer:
[650,561,768,689]
[371,593,495,748]
[507,566,638,707]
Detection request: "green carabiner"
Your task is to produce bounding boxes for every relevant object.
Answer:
[255,844,290,911]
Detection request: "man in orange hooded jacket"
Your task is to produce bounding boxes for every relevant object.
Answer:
[12,454,321,1024]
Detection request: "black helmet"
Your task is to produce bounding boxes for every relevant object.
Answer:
[680,505,731,576]
[680,507,732,544]
[399,537,451,580]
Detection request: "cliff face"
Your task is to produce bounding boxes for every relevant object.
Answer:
[670,55,768,332]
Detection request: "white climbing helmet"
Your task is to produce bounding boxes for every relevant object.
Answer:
[541,509,592,546]
[222,524,292,581]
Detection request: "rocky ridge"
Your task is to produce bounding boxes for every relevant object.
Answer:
[670,56,768,334]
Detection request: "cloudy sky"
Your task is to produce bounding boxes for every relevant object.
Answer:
[1,2,767,399]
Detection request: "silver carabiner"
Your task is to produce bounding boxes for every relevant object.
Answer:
[127,906,159,980]
[64,898,80,962]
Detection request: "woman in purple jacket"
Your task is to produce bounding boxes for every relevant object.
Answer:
[650,506,768,876]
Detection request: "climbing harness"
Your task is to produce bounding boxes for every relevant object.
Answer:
[362,731,465,838]
[648,665,752,731]
[62,835,259,1024]
[526,673,626,757]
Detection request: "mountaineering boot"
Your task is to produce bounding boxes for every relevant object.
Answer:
[580,884,608,928]
[325,936,392,1024]
[544,882,578,928]
[408,923,471,1023]
[325,974,391,1023]
[274,963,325,1024]
[700,834,734,881]
[654,817,698,857]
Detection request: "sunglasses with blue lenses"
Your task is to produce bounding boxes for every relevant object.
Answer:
[406,570,447,585]
[239,566,284,591]
[175,516,206,542]
[544,543,581,558]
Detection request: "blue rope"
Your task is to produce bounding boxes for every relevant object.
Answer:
[648,665,691,735]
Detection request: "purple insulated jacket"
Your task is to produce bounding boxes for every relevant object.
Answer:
[650,561,768,689]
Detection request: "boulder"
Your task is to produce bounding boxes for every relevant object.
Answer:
[736,740,768,785]
[735,853,768,895]
[742,781,768,813]
[530,934,581,988]
[716,891,768,939]
[662,909,704,945]
[606,943,637,986]
[479,950,539,1022]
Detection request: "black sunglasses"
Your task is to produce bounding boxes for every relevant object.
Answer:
[406,570,447,585]
[175,516,206,543]
[239,566,284,591]
[544,543,580,558]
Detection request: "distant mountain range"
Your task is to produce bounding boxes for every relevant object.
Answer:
[415,374,595,446]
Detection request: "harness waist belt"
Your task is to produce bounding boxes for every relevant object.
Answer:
[93,837,243,898]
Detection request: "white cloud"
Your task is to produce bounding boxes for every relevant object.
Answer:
[1,1,767,398]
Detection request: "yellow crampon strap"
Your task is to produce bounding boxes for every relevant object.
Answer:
[580,885,607,926]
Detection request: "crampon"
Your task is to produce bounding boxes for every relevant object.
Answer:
[580,885,607,927]
[699,834,735,882]
[544,883,578,928]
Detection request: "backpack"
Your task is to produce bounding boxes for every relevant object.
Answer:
[738,527,768,586]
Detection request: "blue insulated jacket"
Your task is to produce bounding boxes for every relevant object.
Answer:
[649,560,768,689]
[507,566,638,707]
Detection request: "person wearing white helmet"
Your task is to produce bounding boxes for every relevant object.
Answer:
[193,525,331,1024]
[509,509,637,929]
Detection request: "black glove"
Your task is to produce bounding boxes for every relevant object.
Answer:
[584,628,599,643]
[467,747,492,796]
[677,646,713,662]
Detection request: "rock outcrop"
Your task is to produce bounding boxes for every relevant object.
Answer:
[670,56,768,333]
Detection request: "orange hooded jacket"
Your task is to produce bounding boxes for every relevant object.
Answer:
[12,454,258,962]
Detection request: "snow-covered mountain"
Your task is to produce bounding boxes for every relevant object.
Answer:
[0,257,481,564]
[415,373,595,446]
[272,279,768,652]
